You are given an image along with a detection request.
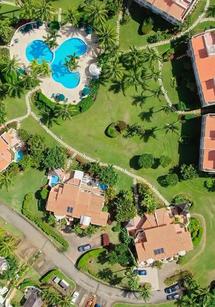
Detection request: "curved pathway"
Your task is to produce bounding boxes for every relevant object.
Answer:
[0,202,167,305]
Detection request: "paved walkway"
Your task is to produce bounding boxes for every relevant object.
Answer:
[0,203,167,305]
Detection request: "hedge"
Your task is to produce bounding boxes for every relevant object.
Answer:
[35,79,99,116]
[22,193,69,252]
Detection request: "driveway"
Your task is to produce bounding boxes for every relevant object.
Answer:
[0,203,169,305]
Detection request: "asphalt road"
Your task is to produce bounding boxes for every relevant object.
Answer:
[0,203,166,305]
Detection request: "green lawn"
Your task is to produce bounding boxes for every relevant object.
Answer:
[0,168,47,211]
[52,0,80,10]
[119,1,172,50]
[77,248,130,288]
[0,3,20,17]
[4,94,27,121]
[21,116,57,146]
[114,303,175,307]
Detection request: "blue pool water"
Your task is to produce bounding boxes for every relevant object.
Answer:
[26,38,87,89]
[50,175,60,187]
[15,150,24,162]
[99,183,108,191]
[26,40,53,64]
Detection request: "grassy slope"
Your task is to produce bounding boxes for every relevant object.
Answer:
[0,168,47,211]
[4,94,27,121]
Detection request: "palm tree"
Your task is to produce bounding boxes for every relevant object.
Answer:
[139,283,152,302]
[2,56,19,79]
[0,103,6,125]
[84,0,108,28]
[123,71,140,92]
[96,24,117,51]
[207,5,215,17]
[36,0,53,22]
[41,287,61,305]
[57,105,77,120]
[164,122,179,134]
[63,9,79,27]
[144,47,161,67]
[30,60,50,78]
[59,295,73,307]
[65,55,80,71]
[102,60,125,81]
[0,235,16,257]
[41,107,59,127]
[22,73,40,90]
[19,0,36,19]
[122,46,146,69]
[43,32,60,49]
[5,76,25,97]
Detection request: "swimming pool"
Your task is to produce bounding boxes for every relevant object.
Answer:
[26,40,53,64]
[15,150,24,162]
[49,175,60,187]
[26,38,87,89]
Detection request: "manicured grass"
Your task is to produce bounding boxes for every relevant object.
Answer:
[0,168,47,211]
[0,3,20,17]
[52,0,80,10]
[114,303,175,307]
[119,1,172,50]
[21,116,57,146]
[4,94,27,121]
[77,248,129,288]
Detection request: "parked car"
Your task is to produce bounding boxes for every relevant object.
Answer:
[166,293,180,300]
[71,291,79,303]
[133,269,147,276]
[78,244,91,252]
[101,233,110,247]
[164,283,180,294]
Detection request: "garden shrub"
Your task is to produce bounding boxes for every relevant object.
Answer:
[159,155,172,168]
[105,123,119,138]
[172,193,193,207]
[79,95,94,113]
[204,178,215,192]
[165,173,179,186]
[137,153,154,169]
[180,164,198,180]
[164,270,192,286]
[141,17,153,34]
[188,217,203,246]
[22,193,69,251]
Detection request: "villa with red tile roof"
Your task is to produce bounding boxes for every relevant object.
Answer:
[190,30,215,107]
[134,0,199,24]
[189,30,215,172]
[199,114,215,172]
[126,207,193,266]
[46,170,109,227]
[0,129,23,172]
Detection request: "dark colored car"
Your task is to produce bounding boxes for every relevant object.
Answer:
[94,304,102,307]
[133,269,147,276]
[78,244,91,252]
[166,293,180,300]
[164,283,180,294]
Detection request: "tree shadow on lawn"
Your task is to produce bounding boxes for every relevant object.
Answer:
[170,55,200,110]
[178,117,201,166]
[127,0,174,35]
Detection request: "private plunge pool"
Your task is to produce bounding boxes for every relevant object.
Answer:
[25,38,88,89]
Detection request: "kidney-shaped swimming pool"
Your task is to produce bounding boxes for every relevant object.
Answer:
[26,37,88,89]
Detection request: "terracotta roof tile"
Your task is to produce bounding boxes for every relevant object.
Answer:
[46,181,108,226]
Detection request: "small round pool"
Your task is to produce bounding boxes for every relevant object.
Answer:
[26,39,53,64]
[25,37,88,89]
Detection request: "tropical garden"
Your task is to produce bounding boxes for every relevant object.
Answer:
[0,0,214,305]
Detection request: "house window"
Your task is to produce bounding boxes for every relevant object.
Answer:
[154,248,164,255]
[66,207,73,213]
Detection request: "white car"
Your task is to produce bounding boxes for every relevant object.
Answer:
[71,291,79,303]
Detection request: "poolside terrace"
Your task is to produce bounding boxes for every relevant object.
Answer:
[10,23,99,104]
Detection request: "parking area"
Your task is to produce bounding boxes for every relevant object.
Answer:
[137,267,160,291]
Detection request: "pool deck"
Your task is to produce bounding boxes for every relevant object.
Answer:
[10,23,99,104]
